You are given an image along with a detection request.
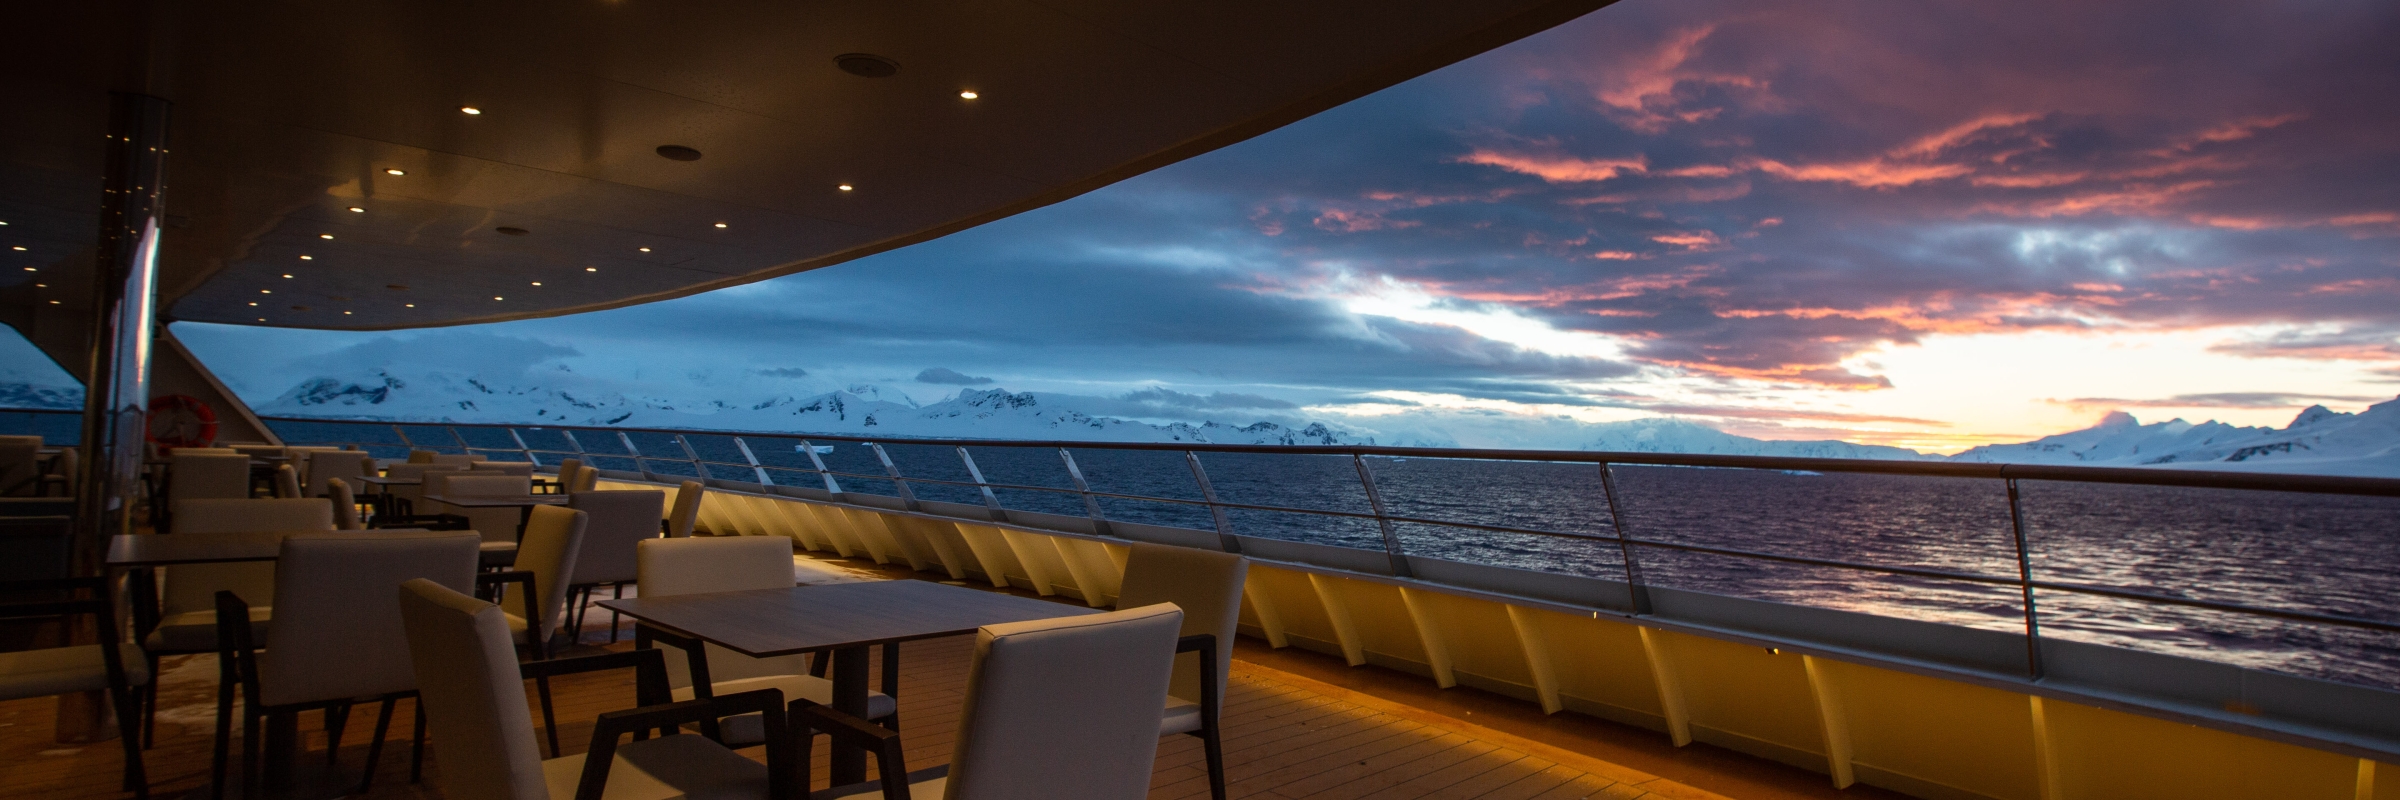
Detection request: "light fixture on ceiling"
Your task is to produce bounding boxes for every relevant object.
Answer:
[248,302,257,307]
[838,184,853,192]
[385,168,406,176]
[344,311,352,315]
[460,106,482,115]
[835,53,899,78]
[714,222,728,229]
[282,274,294,279]
[260,289,271,294]
[9,246,23,251]
[257,318,265,321]
[959,90,979,100]
[405,303,415,308]
[638,247,651,252]
[319,234,334,240]
[585,267,597,272]
[530,281,542,286]
[493,296,504,301]
[299,255,313,260]
[19,267,32,272]
[496,227,529,236]
[0,220,10,225]
[347,207,365,213]
[48,300,58,305]
[656,145,702,162]
[33,283,43,288]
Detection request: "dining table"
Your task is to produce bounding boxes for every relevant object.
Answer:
[418,492,568,538]
[598,579,1099,784]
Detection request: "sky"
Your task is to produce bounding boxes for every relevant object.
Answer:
[139,0,2400,452]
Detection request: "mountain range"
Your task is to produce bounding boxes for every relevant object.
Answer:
[6,366,2397,476]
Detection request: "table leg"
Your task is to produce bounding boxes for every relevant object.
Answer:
[829,645,870,785]
[516,505,535,542]
[262,710,299,788]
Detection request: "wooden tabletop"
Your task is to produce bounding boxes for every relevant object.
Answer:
[598,581,1100,658]
[354,475,419,486]
[107,529,449,566]
[419,493,568,508]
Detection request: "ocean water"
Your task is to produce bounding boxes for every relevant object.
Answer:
[258,419,2400,691]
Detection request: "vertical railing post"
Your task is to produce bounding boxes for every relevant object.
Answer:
[448,426,473,457]
[954,447,1008,523]
[867,443,921,512]
[2005,475,2045,679]
[1184,452,1242,554]
[392,424,415,453]
[1057,449,1115,537]
[731,437,773,486]
[1353,454,1413,578]
[559,430,587,458]
[1598,463,1654,615]
[800,440,842,495]
[616,431,652,481]
[674,435,709,482]
[506,428,540,466]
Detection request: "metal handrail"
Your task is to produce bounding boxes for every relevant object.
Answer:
[19,405,2392,681]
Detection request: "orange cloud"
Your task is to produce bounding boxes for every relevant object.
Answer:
[1454,151,1649,182]
[1750,158,1974,188]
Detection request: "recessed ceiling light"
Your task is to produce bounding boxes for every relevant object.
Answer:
[9,246,23,251]
[299,255,313,260]
[838,184,853,192]
[655,145,703,162]
[385,168,406,176]
[344,311,352,315]
[530,281,542,286]
[347,207,365,213]
[282,274,294,279]
[248,302,257,307]
[0,221,10,225]
[713,222,728,229]
[959,90,979,100]
[319,234,334,240]
[585,267,597,272]
[638,247,651,252]
[33,283,43,288]
[405,303,415,308]
[493,296,504,301]
[257,317,265,321]
[495,227,529,236]
[460,107,482,115]
[20,267,32,272]
[47,300,58,305]
[260,289,272,294]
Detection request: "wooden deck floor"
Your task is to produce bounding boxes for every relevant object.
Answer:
[0,561,1743,800]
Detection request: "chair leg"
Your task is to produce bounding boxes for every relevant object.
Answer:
[356,698,397,795]
[564,586,584,642]
[111,683,150,799]
[409,700,426,783]
[608,584,624,643]
[142,653,160,749]
[324,702,350,765]
[211,656,235,800]
[240,707,261,800]
[1196,727,1227,800]
[536,676,561,758]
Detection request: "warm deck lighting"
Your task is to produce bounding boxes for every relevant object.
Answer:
[959,91,979,99]
[405,303,415,308]
[282,274,294,279]
[460,107,482,115]
[248,302,257,307]
[47,300,58,305]
[530,281,542,286]
[19,267,32,272]
[260,289,271,294]
[9,246,23,251]
[493,296,504,301]
[385,168,405,176]
[344,311,352,315]
[33,283,43,288]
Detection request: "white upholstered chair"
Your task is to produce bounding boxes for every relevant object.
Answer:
[426,473,533,566]
[567,465,599,494]
[0,577,150,798]
[327,478,363,530]
[303,451,374,498]
[635,537,895,745]
[550,459,583,494]
[397,579,797,800]
[383,463,464,515]
[169,452,252,505]
[214,530,482,796]
[563,490,663,641]
[272,464,302,499]
[665,482,703,537]
[798,603,1186,800]
[502,506,586,657]
[1117,543,1248,800]
[138,498,335,743]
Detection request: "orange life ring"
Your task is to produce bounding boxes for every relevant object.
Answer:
[148,394,220,449]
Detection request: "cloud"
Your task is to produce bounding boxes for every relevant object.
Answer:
[2057,392,2385,409]
[1118,388,1298,410]
[915,368,994,385]
[753,367,810,379]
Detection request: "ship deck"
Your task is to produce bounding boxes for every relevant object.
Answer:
[0,557,1905,800]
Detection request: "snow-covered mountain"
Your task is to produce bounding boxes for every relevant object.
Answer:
[1951,398,2400,477]
[259,370,1373,445]
[1580,418,1934,461]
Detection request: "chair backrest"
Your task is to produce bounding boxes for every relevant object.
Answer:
[397,578,547,800]
[327,478,361,530]
[44,447,75,497]
[948,604,1184,799]
[272,464,302,498]
[429,474,531,498]
[0,438,41,497]
[474,461,534,477]
[637,536,798,686]
[385,463,462,481]
[258,530,480,707]
[667,481,704,537]
[566,490,663,585]
[231,445,290,459]
[407,450,438,464]
[568,465,598,494]
[303,451,374,497]
[163,499,337,615]
[172,447,240,455]
[431,454,480,468]
[169,453,252,502]
[554,459,582,483]
[1115,543,1248,707]
[512,506,586,641]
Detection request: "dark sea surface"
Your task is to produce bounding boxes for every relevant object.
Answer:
[220,419,2400,691]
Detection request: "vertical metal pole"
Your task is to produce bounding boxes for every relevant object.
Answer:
[1057,449,1114,537]
[2005,477,2045,679]
[954,447,1008,523]
[506,428,540,467]
[799,440,841,494]
[1598,463,1654,615]
[73,93,169,575]
[448,426,473,456]
[1352,455,1413,578]
[615,431,651,480]
[731,437,773,486]
[674,435,709,481]
[392,424,415,452]
[866,443,920,511]
[1184,452,1241,554]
